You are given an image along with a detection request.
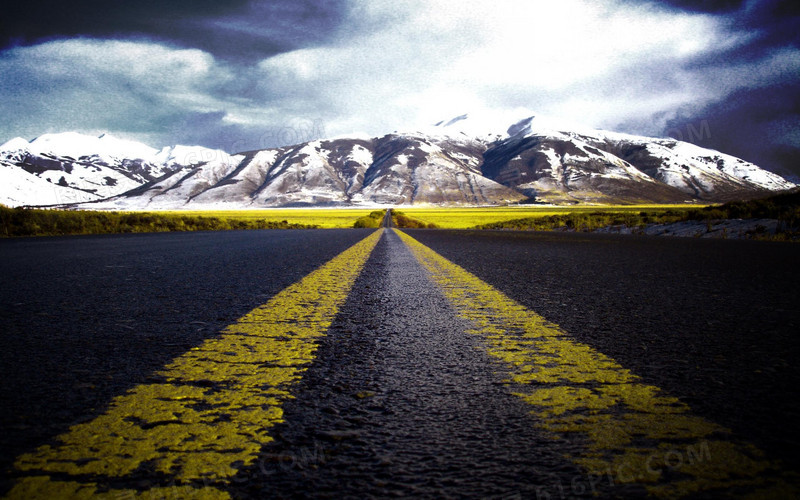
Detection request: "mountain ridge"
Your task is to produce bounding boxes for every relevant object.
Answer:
[1,115,795,208]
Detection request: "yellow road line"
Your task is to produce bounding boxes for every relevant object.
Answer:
[6,229,383,499]
[396,229,797,498]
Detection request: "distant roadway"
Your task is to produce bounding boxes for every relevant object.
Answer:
[1,228,798,498]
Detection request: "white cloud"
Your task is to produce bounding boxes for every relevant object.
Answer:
[23,39,217,80]
[427,0,727,88]
[697,48,800,96]
[251,0,758,137]
[0,0,794,151]
[10,39,231,112]
[0,39,248,145]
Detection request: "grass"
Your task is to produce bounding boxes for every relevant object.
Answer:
[353,210,387,228]
[473,209,695,231]
[158,209,385,229]
[0,207,380,238]
[400,191,800,240]
[3,191,797,238]
[692,190,800,222]
[391,210,439,229]
[398,205,701,229]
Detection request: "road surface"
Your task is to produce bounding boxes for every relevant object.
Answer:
[1,228,798,498]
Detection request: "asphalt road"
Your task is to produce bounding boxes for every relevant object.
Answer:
[406,229,800,473]
[1,228,798,498]
[0,229,372,482]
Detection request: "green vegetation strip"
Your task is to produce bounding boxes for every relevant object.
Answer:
[350,209,438,229]
[167,209,384,229]
[474,209,693,232]
[397,205,697,229]
[6,229,383,499]
[0,206,320,237]
[353,209,386,228]
[0,207,398,237]
[391,210,438,229]
[396,229,797,498]
[400,191,800,239]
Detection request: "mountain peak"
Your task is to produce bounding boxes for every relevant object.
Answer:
[507,116,536,137]
[25,131,158,161]
[0,137,30,152]
[1,120,796,208]
[427,111,606,142]
[424,110,529,140]
[438,114,470,128]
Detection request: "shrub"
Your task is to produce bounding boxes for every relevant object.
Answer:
[353,209,386,228]
[0,206,319,237]
[391,211,438,228]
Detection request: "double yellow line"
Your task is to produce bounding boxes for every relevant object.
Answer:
[396,230,796,498]
[7,230,382,499]
[5,228,796,498]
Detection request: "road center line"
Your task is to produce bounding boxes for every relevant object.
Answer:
[6,229,383,500]
[395,229,796,498]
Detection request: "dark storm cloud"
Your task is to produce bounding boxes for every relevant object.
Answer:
[648,0,799,58]
[0,1,246,45]
[155,110,327,153]
[0,0,797,179]
[637,0,800,176]
[0,0,346,60]
[662,84,800,180]
[653,0,745,12]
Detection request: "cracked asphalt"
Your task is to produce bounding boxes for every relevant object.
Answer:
[1,227,798,498]
[406,229,800,475]
[238,229,620,499]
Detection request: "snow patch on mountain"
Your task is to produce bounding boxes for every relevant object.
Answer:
[503,117,797,199]
[666,141,793,191]
[1,116,795,209]
[0,132,236,207]
[425,110,531,141]
[28,132,158,163]
[0,164,84,207]
[0,137,31,163]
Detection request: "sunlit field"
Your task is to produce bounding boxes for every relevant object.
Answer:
[0,206,382,237]
[12,197,799,238]
[399,205,702,229]
[159,209,382,229]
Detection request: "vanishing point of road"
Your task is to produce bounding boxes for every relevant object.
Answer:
[1,219,798,498]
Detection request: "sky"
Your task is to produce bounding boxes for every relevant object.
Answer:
[0,0,798,178]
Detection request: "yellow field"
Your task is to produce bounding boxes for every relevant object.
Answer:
[399,205,701,229]
[162,205,703,230]
[158,209,381,229]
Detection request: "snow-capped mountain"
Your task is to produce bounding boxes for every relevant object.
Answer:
[1,115,795,209]
[95,133,523,209]
[441,113,795,204]
[0,133,233,207]
[560,128,795,201]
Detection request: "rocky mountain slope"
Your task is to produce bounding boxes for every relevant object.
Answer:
[1,115,794,208]
[0,133,237,207]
